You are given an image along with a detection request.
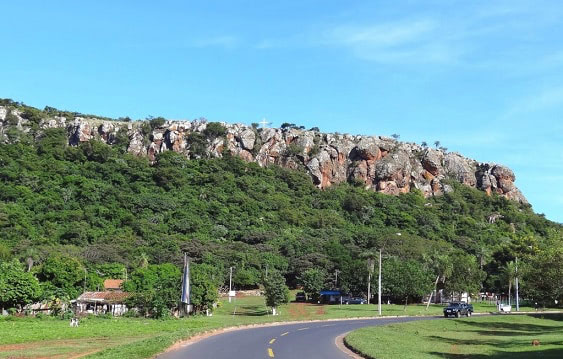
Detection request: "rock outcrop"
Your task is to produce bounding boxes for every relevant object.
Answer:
[0,105,528,203]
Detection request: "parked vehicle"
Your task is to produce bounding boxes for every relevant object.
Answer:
[443,302,473,318]
[344,297,367,304]
[295,292,307,302]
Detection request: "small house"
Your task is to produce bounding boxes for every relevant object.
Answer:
[74,291,130,316]
[73,278,130,316]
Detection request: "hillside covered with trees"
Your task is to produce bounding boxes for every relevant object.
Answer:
[0,108,561,316]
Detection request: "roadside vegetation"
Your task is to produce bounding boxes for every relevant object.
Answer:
[0,293,557,359]
[345,314,563,359]
[0,101,561,319]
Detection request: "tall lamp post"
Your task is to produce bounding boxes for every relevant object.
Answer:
[515,257,519,311]
[378,233,401,316]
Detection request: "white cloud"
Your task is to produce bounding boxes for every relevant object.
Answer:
[320,19,465,64]
[328,20,435,47]
[502,87,563,119]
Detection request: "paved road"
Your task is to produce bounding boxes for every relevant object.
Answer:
[158,316,437,359]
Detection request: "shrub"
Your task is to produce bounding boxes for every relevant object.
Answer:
[149,117,166,129]
[284,143,304,157]
[204,122,227,139]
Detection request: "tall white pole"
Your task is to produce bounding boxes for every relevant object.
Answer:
[515,257,519,311]
[229,267,233,303]
[378,248,382,316]
[367,273,371,308]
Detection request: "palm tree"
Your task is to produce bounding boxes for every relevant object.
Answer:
[421,141,428,148]
[360,251,377,303]
[138,253,149,268]
[23,248,39,272]
[434,140,440,148]
[424,252,453,310]
[505,261,517,306]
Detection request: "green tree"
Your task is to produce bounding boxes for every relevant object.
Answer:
[203,122,227,139]
[522,248,563,307]
[190,263,219,313]
[383,258,433,308]
[263,270,289,315]
[298,268,326,302]
[123,263,181,318]
[444,253,486,300]
[504,260,517,306]
[423,252,453,310]
[0,259,41,312]
[38,255,85,299]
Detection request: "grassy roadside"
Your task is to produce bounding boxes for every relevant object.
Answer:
[345,313,563,359]
[0,295,555,359]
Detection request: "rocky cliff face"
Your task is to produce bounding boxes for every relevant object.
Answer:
[0,105,527,203]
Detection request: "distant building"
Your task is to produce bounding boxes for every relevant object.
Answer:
[103,279,124,291]
[73,279,130,316]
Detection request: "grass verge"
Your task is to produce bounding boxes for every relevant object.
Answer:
[345,313,563,359]
[0,295,555,359]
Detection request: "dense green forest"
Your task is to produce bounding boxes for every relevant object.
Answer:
[0,125,561,314]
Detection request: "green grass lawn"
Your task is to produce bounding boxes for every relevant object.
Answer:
[0,294,556,359]
[345,313,563,359]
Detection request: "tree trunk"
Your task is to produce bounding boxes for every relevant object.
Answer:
[426,275,440,310]
[404,296,408,311]
[272,307,277,316]
[26,257,34,272]
[508,282,512,306]
[367,273,371,307]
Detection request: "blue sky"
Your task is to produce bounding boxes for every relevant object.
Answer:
[1,1,562,223]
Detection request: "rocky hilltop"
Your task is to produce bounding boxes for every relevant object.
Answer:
[0,105,527,203]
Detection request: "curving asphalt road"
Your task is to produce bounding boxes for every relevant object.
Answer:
[158,316,437,359]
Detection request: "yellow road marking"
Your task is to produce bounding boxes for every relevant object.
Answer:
[269,338,276,344]
[268,348,275,357]
[280,332,289,336]
[298,327,310,331]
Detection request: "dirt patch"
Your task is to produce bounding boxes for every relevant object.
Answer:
[288,303,309,319]
[316,306,326,315]
[0,337,143,359]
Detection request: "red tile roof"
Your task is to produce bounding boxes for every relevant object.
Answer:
[77,291,130,303]
[103,279,124,290]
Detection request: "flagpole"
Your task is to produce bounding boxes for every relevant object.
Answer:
[180,253,191,317]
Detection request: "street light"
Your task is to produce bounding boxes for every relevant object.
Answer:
[378,232,401,316]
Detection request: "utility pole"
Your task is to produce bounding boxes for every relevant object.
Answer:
[229,267,233,303]
[378,248,382,316]
[367,272,371,307]
[367,259,375,308]
[515,257,519,311]
[335,269,340,288]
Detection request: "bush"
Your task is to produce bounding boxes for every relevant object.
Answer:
[204,122,227,139]
[5,110,19,126]
[284,143,304,157]
[149,117,166,129]
[21,108,43,124]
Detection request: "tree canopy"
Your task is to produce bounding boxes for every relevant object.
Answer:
[0,122,561,314]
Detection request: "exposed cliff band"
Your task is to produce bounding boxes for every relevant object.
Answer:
[0,105,527,203]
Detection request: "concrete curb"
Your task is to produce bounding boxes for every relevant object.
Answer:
[337,332,367,359]
[340,311,563,359]
[158,314,438,356]
[158,310,563,357]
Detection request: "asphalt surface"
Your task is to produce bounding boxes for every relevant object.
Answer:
[158,316,437,359]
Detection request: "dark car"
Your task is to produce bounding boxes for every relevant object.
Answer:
[345,297,367,304]
[443,302,473,318]
[295,292,307,302]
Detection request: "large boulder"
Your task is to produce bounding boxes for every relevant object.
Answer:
[236,129,256,151]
